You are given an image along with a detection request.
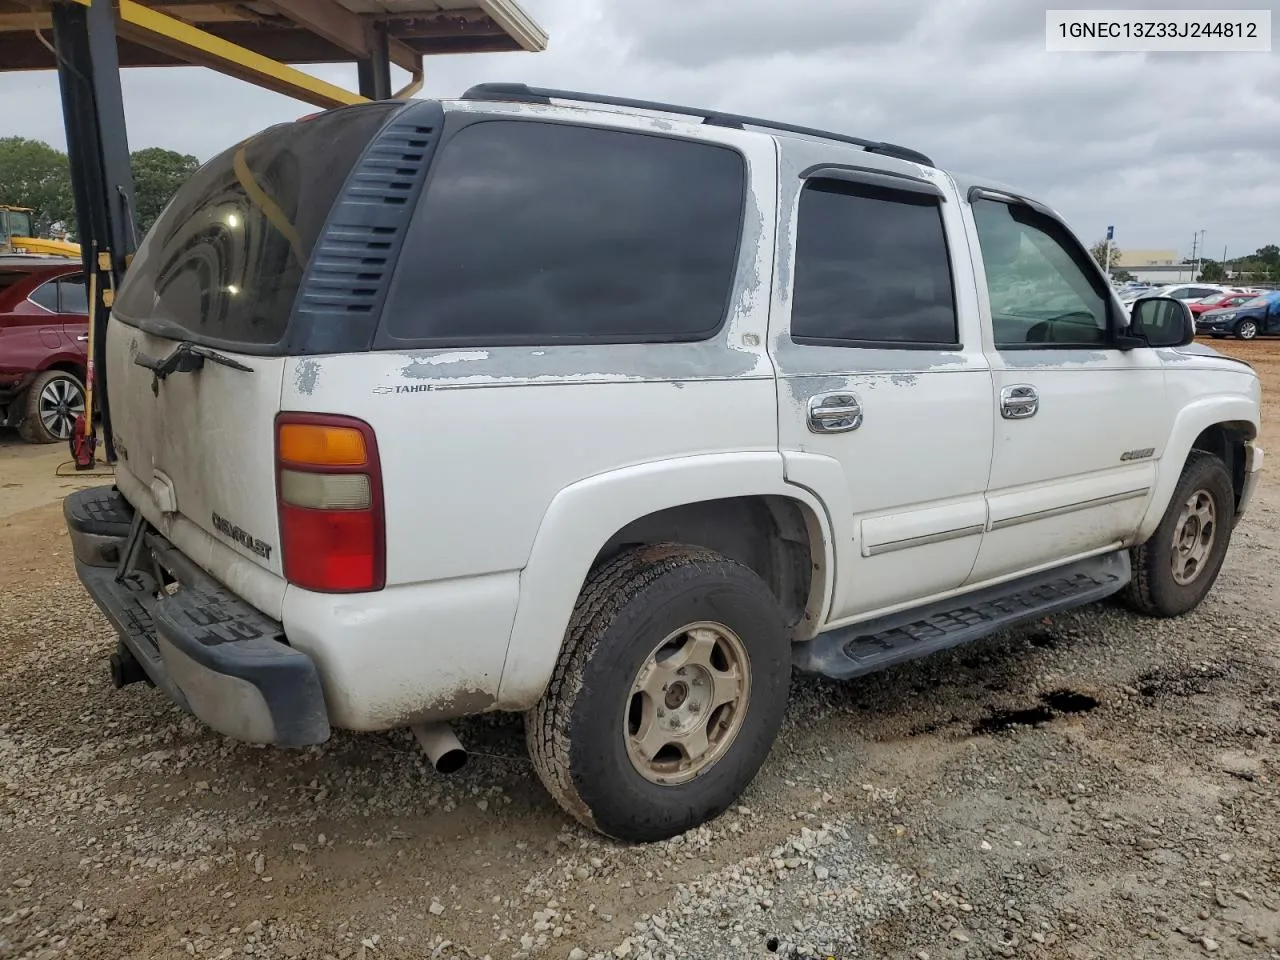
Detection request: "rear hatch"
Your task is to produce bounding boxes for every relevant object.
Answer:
[106,102,404,617]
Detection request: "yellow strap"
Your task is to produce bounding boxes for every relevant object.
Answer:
[232,145,305,268]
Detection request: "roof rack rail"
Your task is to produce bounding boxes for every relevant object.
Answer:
[460,82,935,168]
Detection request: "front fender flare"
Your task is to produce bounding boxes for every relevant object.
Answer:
[494,452,835,710]
[1137,396,1259,540]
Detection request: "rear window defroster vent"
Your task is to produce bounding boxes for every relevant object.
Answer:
[288,100,445,354]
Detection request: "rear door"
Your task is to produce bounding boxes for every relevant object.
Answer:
[769,144,995,622]
[105,102,402,618]
[53,273,89,357]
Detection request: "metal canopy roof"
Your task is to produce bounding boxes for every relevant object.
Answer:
[0,0,548,72]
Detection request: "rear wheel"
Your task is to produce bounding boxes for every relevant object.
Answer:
[21,370,86,444]
[1236,319,1258,340]
[526,544,791,842]
[1124,451,1234,618]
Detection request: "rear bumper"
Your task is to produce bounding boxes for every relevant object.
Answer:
[65,487,330,746]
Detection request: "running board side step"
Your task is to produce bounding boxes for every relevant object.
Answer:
[793,551,1131,680]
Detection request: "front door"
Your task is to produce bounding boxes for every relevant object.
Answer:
[965,193,1170,584]
[770,148,994,623]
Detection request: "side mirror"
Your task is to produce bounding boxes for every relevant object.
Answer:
[1128,296,1194,348]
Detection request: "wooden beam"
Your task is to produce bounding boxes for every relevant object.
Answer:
[0,10,52,30]
[401,35,519,54]
[382,14,507,40]
[253,0,419,73]
[114,0,366,108]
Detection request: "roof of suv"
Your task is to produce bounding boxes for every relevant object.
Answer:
[457,82,938,168]
[449,84,1068,221]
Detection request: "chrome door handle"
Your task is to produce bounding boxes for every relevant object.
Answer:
[1000,384,1038,419]
[76,335,88,342]
[807,392,863,434]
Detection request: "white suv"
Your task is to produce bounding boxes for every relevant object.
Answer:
[1120,282,1246,309]
[65,85,1264,843]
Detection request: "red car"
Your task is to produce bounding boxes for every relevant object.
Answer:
[0,255,89,443]
[1189,291,1257,318]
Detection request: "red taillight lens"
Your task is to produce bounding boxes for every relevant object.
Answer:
[280,505,379,592]
[276,414,385,593]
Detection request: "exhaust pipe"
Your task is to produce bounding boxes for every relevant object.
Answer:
[109,643,149,689]
[411,722,468,774]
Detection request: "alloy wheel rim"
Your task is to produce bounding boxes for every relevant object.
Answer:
[38,376,85,441]
[623,621,751,785]
[1240,321,1257,339]
[1170,487,1217,586]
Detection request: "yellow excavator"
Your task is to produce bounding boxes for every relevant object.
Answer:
[0,205,81,258]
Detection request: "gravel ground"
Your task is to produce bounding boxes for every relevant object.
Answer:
[2,340,1278,960]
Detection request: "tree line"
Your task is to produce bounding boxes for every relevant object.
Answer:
[1090,237,1280,285]
[0,135,199,240]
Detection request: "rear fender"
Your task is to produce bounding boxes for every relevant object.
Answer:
[495,453,835,709]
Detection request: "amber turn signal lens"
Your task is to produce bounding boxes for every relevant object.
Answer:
[278,423,366,466]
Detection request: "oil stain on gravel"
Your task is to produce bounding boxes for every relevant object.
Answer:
[972,688,1099,735]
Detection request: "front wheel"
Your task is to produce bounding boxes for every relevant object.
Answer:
[1124,451,1235,618]
[21,370,86,444]
[1236,319,1258,340]
[526,544,791,842]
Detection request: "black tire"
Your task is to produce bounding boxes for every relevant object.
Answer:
[1235,319,1258,340]
[526,544,791,842]
[21,369,86,444]
[1124,451,1234,618]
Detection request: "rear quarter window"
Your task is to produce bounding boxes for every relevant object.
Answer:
[379,120,746,346]
[28,278,59,312]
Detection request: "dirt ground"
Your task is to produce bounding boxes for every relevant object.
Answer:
[1,340,1278,960]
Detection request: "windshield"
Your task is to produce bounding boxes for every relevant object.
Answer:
[1242,296,1274,308]
[1,210,32,240]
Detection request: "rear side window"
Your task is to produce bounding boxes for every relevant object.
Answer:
[58,275,88,314]
[790,179,958,347]
[381,120,746,345]
[114,102,401,347]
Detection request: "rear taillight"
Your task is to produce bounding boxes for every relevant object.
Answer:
[275,414,385,593]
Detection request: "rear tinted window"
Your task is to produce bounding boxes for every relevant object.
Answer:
[791,179,958,346]
[114,102,400,347]
[381,120,745,345]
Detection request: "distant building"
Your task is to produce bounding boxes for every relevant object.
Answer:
[1115,249,1180,267]
[1113,249,1197,283]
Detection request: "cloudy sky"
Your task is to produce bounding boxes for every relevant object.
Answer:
[3,0,1277,259]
